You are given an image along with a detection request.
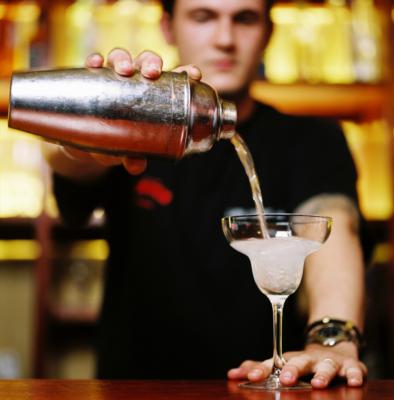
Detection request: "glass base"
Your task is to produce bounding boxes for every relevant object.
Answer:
[240,374,312,391]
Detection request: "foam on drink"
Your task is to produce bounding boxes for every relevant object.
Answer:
[231,237,321,297]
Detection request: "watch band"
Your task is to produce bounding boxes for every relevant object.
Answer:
[305,317,365,352]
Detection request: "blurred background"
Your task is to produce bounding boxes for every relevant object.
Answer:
[0,0,393,379]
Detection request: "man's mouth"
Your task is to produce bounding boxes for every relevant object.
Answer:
[212,59,236,71]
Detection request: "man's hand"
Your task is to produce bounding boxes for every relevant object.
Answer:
[227,343,367,389]
[61,48,202,175]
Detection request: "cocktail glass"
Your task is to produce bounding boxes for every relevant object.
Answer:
[221,213,332,391]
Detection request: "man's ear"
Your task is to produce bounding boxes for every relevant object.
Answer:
[160,12,175,45]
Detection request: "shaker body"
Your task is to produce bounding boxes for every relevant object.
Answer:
[8,67,236,158]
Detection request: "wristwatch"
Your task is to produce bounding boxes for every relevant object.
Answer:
[305,317,364,352]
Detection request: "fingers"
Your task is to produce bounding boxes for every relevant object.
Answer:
[106,48,164,79]
[311,358,340,389]
[91,153,147,175]
[85,52,104,68]
[62,145,146,175]
[107,48,135,76]
[339,359,367,387]
[227,360,259,380]
[132,50,163,79]
[173,64,202,80]
[91,153,123,167]
[62,144,121,167]
[345,367,364,388]
[100,48,200,83]
[61,146,94,162]
[123,157,147,175]
[280,354,313,386]
[246,359,272,382]
[228,354,366,390]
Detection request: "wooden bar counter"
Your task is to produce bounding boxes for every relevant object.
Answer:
[0,380,392,400]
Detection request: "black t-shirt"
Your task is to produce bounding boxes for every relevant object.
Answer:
[54,102,359,379]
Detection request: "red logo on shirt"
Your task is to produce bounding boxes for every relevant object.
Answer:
[134,178,173,209]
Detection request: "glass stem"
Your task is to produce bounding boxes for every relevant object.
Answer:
[270,297,287,376]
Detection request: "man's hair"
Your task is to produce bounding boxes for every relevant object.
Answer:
[161,0,174,15]
[161,0,275,19]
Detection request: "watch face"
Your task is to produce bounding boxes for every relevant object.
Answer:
[306,319,362,351]
[316,325,348,345]
[318,326,342,337]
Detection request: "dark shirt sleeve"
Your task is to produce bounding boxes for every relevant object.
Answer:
[287,116,359,211]
[53,172,109,228]
[286,115,376,262]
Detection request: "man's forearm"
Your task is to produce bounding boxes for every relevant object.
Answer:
[304,208,365,328]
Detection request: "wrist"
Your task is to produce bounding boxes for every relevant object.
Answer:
[305,341,359,359]
[305,317,365,356]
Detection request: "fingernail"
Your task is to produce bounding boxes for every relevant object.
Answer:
[313,377,326,385]
[349,378,362,386]
[117,61,131,73]
[249,369,262,379]
[282,371,292,380]
[90,54,102,65]
[143,64,161,74]
[228,368,241,378]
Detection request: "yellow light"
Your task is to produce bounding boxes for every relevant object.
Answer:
[266,2,359,83]
[371,243,392,265]
[0,240,41,261]
[113,0,141,18]
[270,5,298,25]
[66,0,92,29]
[342,120,393,220]
[7,3,41,23]
[0,120,45,218]
[329,0,346,6]
[300,7,333,26]
[45,193,59,219]
[63,240,109,261]
[138,2,162,24]
[94,3,114,23]
[0,4,7,19]
[0,171,44,218]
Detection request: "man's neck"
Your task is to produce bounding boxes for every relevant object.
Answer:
[236,95,256,123]
[221,90,256,124]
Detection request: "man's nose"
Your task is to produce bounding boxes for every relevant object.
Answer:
[214,18,235,49]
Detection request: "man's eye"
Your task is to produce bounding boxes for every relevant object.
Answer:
[234,11,261,25]
[189,10,215,22]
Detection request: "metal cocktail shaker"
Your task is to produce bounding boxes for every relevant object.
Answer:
[8,68,236,159]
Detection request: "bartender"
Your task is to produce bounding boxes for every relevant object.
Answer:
[44,0,367,388]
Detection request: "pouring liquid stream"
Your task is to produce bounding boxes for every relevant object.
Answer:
[231,132,270,238]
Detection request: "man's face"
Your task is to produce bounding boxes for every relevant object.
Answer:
[162,0,269,97]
